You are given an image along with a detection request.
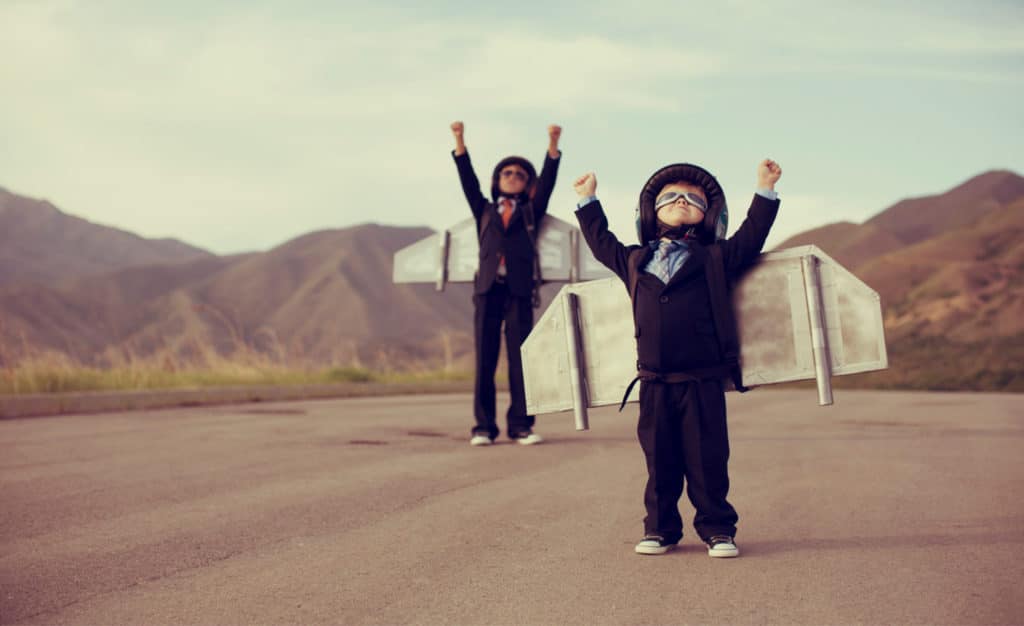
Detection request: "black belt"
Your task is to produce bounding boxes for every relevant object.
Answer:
[619,365,733,411]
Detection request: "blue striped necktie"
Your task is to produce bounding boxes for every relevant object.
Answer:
[653,240,674,284]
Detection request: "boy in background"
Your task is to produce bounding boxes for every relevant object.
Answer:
[451,121,562,446]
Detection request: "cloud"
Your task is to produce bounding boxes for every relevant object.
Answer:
[454,34,721,114]
[0,3,730,252]
[0,1,1019,254]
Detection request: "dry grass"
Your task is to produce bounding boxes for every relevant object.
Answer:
[0,311,481,395]
[0,348,476,396]
[0,361,475,395]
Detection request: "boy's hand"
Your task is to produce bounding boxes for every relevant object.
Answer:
[757,158,782,190]
[548,124,562,158]
[451,121,466,156]
[574,172,597,197]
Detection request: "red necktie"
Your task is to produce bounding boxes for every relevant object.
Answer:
[499,198,513,272]
[500,198,513,228]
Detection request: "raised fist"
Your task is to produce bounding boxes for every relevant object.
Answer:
[574,172,597,197]
[451,121,464,137]
[757,158,782,189]
[548,125,562,141]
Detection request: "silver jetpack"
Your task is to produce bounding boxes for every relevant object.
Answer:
[521,245,889,430]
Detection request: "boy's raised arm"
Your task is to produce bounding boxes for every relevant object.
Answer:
[450,120,487,216]
[532,124,563,218]
[722,158,783,274]
[573,172,633,283]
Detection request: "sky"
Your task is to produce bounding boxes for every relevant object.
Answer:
[2,0,1022,254]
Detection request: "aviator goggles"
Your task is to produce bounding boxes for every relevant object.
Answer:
[654,190,708,213]
[500,168,529,181]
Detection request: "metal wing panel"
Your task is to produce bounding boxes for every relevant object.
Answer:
[391,232,442,284]
[733,253,816,386]
[521,294,578,415]
[572,278,638,407]
[393,215,614,284]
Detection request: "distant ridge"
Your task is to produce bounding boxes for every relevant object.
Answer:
[0,186,213,287]
[775,170,1024,266]
[2,171,1022,390]
[0,212,475,370]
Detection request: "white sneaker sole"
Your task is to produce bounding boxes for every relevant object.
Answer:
[469,437,493,446]
[516,434,544,445]
[708,545,739,558]
[635,543,677,555]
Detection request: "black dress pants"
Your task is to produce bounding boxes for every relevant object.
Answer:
[637,379,738,543]
[472,281,534,439]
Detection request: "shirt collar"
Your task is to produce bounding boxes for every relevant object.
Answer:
[649,238,683,249]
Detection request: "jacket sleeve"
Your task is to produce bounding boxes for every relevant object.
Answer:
[452,150,488,218]
[574,200,633,284]
[721,193,781,277]
[530,150,561,220]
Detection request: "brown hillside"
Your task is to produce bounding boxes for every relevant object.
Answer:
[0,224,476,370]
[0,255,244,363]
[0,186,213,287]
[150,224,476,366]
[857,198,1024,343]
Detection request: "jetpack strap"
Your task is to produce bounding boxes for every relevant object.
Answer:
[520,202,543,308]
[704,244,748,392]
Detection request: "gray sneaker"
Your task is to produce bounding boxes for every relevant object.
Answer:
[706,535,739,558]
[515,432,544,445]
[635,535,678,555]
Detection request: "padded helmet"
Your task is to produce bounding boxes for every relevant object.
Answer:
[635,163,729,245]
[490,156,537,202]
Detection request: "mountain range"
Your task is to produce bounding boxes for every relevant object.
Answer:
[1,171,1022,390]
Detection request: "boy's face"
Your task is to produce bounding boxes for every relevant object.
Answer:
[498,165,529,195]
[655,182,707,227]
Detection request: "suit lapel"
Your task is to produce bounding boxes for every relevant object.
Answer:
[486,203,504,232]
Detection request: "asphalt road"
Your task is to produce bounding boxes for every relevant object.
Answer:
[1,390,1022,625]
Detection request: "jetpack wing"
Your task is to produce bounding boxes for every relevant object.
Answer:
[392,215,614,289]
[522,245,888,430]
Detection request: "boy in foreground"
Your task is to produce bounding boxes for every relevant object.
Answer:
[573,158,782,556]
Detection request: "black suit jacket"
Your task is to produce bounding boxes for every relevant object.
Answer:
[576,194,779,373]
[453,151,561,298]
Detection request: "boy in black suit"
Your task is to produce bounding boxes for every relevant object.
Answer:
[451,121,562,446]
[573,158,782,557]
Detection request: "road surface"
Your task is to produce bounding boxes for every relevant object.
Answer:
[1,390,1022,625]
